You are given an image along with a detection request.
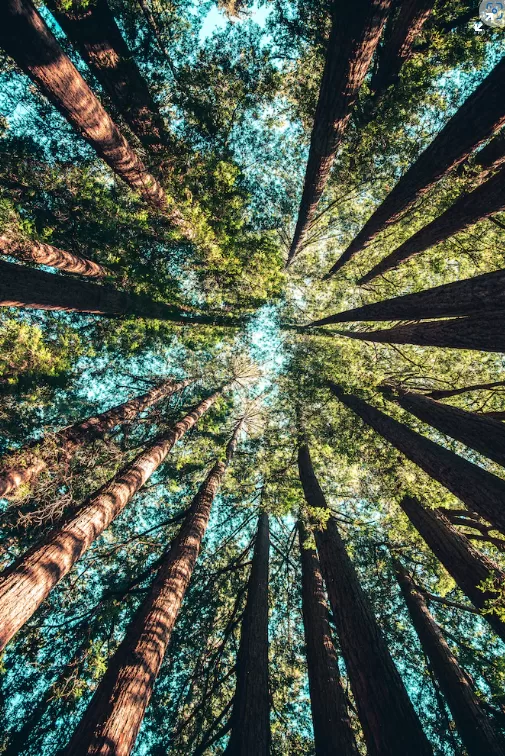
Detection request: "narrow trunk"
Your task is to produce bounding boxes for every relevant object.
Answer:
[63,424,240,756]
[0,377,193,498]
[325,56,505,277]
[360,162,505,283]
[298,443,432,756]
[399,496,505,642]
[426,380,505,400]
[287,0,392,263]
[298,519,358,756]
[329,383,505,534]
[224,512,271,756]
[0,234,109,278]
[393,558,505,756]
[0,389,222,652]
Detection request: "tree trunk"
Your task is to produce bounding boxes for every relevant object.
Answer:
[298,519,358,756]
[298,443,432,756]
[0,234,109,278]
[0,259,242,327]
[393,558,505,756]
[329,383,505,534]
[425,380,505,400]
[399,496,505,642]
[62,423,241,756]
[0,376,193,498]
[224,512,271,756]
[325,56,505,277]
[286,0,392,264]
[360,162,505,283]
[463,128,505,179]
[0,389,222,652]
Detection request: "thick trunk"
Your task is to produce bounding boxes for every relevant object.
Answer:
[0,390,221,652]
[0,377,193,498]
[426,380,505,400]
[393,558,505,756]
[298,443,432,756]
[287,0,392,264]
[325,56,505,277]
[0,234,109,278]
[63,424,240,756]
[400,496,505,642]
[298,520,358,756]
[224,512,271,756]
[360,163,505,283]
[329,383,505,534]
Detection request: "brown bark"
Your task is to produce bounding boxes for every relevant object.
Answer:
[298,443,432,756]
[224,512,271,756]
[0,234,109,278]
[360,163,505,283]
[0,389,222,652]
[400,496,505,642]
[0,377,193,498]
[393,558,505,756]
[298,519,358,756]
[329,383,505,535]
[425,380,505,400]
[287,0,392,264]
[325,56,505,277]
[62,423,240,756]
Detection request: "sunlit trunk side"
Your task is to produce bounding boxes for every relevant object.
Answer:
[298,519,359,756]
[298,443,433,756]
[287,0,392,264]
[0,234,110,278]
[0,390,222,652]
[0,377,194,498]
[328,383,505,534]
[393,558,505,756]
[224,512,271,756]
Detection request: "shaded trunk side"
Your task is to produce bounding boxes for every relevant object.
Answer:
[426,380,505,400]
[0,234,110,278]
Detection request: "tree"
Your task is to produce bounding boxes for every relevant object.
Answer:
[425,380,505,400]
[0,233,110,278]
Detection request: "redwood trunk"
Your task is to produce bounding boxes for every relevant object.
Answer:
[0,377,193,498]
[0,234,109,278]
[393,558,505,756]
[464,128,505,178]
[0,390,221,652]
[287,0,392,263]
[399,496,505,642]
[329,383,505,534]
[426,380,505,400]
[298,443,432,756]
[224,512,271,755]
[298,520,358,756]
[326,56,505,277]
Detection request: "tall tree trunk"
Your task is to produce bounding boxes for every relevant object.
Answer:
[463,128,505,179]
[360,163,505,283]
[425,380,505,400]
[298,519,358,756]
[393,558,505,756]
[0,234,109,278]
[0,376,193,498]
[298,443,432,756]
[0,389,222,652]
[224,512,271,756]
[328,383,505,534]
[325,56,505,277]
[286,0,392,264]
[392,388,505,468]
[62,422,241,756]
[0,259,242,327]
[399,496,505,642]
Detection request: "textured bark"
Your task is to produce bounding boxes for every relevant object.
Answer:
[298,520,358,756]
[287,0,392,264]
[0,390,221,652]
[329,383,505,534]
[0,234,109,278]
[325,56,505,277]
[360,163,505,283]
[393,558,505,756]
[224,512,271,756]
[426,380,505,400]
[400,496,505,642]
[0,377,193,498]
[63,424,240,756]
[298,443,432,756]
